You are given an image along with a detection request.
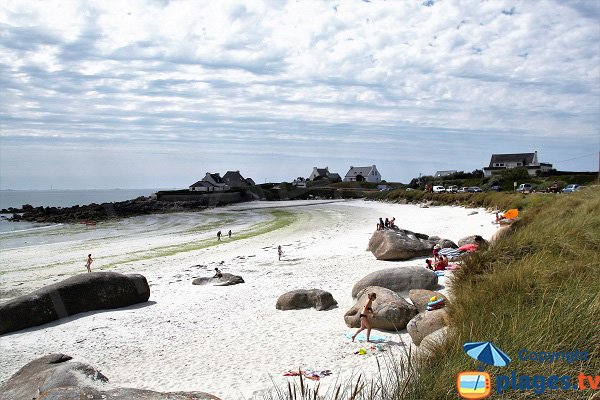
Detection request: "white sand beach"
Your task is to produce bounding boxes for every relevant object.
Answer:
[0,200,499,399]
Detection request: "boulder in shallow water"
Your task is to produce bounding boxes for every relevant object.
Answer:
[276,289,337,311]
[0,353,219,400]
[192,273,244,286]
[344,286,417,331]
[0,272,150,335]
[351,266,438,299]
[368,229,435,261]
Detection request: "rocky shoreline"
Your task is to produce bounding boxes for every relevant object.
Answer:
[2,197,215,224]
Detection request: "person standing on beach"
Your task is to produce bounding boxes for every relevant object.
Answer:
[228,230,232,238]
[278,245,283,261]
[217,231,222,241]
[352,292,376,342]
[86,254,93,273]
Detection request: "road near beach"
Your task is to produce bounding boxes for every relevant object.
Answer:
[0,199,498,399]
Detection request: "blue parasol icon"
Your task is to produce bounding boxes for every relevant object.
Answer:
[464,341,511,367]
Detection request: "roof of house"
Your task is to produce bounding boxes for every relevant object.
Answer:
[435,170,457,177]
[328,173,341,181]
[345,165,377,177]
[488,153,535,167]
[190,180,215,188]
[245,178,256,186]
[208,173,225,184]
[223,170,249,187]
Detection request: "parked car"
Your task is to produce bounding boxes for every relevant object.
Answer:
[468,186,483,193]
[489,185,501,192]
[432,186,446,193]
[562,184,582,193]
[447,185,458,193]
[458,187,469,193]
[516,183,533,193]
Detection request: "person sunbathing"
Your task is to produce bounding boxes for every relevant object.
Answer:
[434,256,448,271]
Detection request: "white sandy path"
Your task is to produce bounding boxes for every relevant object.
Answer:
[0,200,499,399]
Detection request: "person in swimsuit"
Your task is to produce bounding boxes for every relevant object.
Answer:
[213,267,223,278]
[86,254,93,273]
[352,292,377,342]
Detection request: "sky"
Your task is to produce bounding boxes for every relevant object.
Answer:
[0,0,599,189]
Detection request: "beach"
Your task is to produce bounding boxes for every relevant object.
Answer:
[0,199,498,399]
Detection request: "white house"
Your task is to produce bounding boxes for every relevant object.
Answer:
[344,165,382,183]
[483,151,553,177]
[308,167,342,182]
[189,173,230,192]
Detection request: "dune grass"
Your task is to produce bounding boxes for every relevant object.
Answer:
[270,188,600,399]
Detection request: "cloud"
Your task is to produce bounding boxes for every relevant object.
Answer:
[0,0,598,188]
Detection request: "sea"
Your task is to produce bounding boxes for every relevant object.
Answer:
[0,188,170,234]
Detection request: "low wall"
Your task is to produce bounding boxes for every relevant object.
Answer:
[156,191,243,206]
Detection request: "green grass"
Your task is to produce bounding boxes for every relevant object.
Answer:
[100,209,296,269]
[268,187,600,399]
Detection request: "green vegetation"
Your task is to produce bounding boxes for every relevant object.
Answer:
[269,187,600,399]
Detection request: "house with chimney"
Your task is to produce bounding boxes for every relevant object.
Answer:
[223,170,255,189]
[189,173,230,192]
[308,167,342,182]
[344,165,382,183]
[482,151,553,177]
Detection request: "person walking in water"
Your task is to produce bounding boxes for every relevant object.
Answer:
[86,254,93,273]
[217,231,222,241]
[352,292,376,342]
[278,245,283,261]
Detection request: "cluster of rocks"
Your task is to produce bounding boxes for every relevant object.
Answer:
[0,353,219,400]
[367,228,462,261]
[3,197,208,224]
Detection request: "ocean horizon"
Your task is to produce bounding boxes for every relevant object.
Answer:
[0,188,177,210]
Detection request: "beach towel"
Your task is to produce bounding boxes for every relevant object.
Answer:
[439,248,462,258]
[458,243,478,253]
[345,332,390,342]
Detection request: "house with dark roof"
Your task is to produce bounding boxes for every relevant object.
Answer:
[223,170,255,189]
[434,170,457,178]
[307,167,342,182]
[483,151,553,177]
[344,165,382,183]
[189,172,230,192]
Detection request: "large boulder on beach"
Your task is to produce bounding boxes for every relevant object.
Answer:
[344,286,418,331]
[368,229,435,260]
[351,266,438,299]
[192,273,244,286]
[0,354,219,400]
[457,235,488,247]
[408,289,448,313]
[406,309,448,346]
[490,226,512,245]
[0,272,150,335]
[276,289,337,311]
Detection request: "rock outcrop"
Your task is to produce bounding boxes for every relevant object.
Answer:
[406,309,448,346]
[0,272,150,335]
[0,354,219,400]
[344,286,418,331]
[351,266,438,298]
[192,273,244,286]
[457,235,487,247]
[276,289,337,311]
[368,228,436,260]
[408,289,448,313]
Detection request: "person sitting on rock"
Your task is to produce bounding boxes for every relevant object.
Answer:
[379,217,385,230]
[390,217,396,229]
[213,267,223,278]
[433,244,441,262]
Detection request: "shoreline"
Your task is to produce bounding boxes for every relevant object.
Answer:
[0,200,498,399]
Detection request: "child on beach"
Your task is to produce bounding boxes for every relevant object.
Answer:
[213,267,223,278]
[352,292,377,342]
[86,254,93,273]
[278,245,283,261]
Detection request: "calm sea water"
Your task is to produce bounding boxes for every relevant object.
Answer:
[0,189,170,210]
